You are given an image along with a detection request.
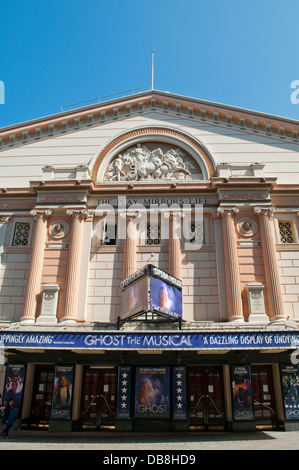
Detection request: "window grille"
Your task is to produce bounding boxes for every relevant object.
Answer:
[278,221,295,244]
[146,224,161,245]
[189,223,204,244]
[12,222,30,246]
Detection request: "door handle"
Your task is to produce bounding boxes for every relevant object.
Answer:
[205,394,223,416]
[190,394,205,414]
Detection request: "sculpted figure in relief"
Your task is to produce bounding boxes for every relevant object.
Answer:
[104,144,196,181]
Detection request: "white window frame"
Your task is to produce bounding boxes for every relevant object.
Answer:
[274,214,298,244]
[145,223,161,246]
[93,217,118,247]
[9,217,33,247]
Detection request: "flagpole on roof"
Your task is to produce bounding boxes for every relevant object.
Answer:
[151,52,154,90]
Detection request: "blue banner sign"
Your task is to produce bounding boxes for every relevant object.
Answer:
[0,331,299,351]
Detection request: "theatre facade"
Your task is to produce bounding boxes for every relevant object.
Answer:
[1,90,299,433]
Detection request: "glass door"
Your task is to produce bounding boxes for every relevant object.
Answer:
[30,366,55,429]
[251,365,276,429]
[81,367,117,430]
[187,367,225,430]
[188,368,205,428]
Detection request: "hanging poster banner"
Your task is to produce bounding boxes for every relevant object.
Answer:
[172,366,187,420]
[2,364,26,418]
[280,364,299,420]
[231,365,254,421]
[120,264,182,321]
[134,366,170,418]
[51,365,74,420]
[117,366,132,419]
[150,276,182,319]
[120,275,148,320]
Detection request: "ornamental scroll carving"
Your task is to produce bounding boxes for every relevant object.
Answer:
[103,143,203,182]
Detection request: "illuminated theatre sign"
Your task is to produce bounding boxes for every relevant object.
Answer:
[120,264,183,321]
[1,331,299,351]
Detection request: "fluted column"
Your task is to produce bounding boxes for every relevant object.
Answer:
[21,209,52,324]
[0,215,11,260]
[122,214,138,279]
[254,206,286,322]
[168,213,182,280]
[217,207,244,322]
[61,209,87,323]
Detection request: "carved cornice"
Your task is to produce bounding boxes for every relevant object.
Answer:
[1,91,299,153]
[211,177,276,190]
[31,180,94,193]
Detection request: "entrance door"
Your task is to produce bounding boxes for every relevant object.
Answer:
[251,365,276,429]
[30,366,55,429]
[81,367,117,430]
[187,367,225,430]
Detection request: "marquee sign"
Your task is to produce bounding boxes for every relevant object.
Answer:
[120,264,182,321]
[1,330,299,351]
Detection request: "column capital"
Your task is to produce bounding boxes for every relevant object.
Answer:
[0,214,11,223]
[118,210,140,219]
[254,206,275,214]
[168,210,181,219]
[66,208,88,218]
[254,206,275,219]
[30,209,52,218]
[217,206,239,216]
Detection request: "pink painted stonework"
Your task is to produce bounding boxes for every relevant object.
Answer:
[1,90,299,434]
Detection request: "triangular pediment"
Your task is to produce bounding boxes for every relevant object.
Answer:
[1,90,299,152]
[1,90,299,189]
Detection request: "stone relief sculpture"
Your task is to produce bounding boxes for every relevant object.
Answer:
[104,143,202,182]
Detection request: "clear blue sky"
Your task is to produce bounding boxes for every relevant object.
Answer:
[1,0,299,128]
